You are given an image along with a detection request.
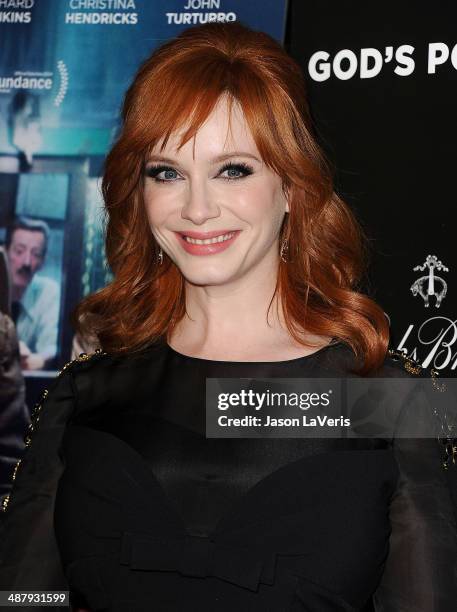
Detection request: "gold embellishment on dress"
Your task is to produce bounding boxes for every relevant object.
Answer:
[441,438,457,470]
[388,348,446,390]
[1,348,106,513]
[403,360,422,376]
[430,368,447,393]
[388,348,422,375]
[388,348,455,470]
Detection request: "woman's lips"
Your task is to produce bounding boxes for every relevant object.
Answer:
[175,230,241,256]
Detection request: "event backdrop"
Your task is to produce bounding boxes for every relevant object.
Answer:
[287,0,455,377]
[0,0,288,405]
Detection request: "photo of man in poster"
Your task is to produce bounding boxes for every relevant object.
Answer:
[5,217,60,370]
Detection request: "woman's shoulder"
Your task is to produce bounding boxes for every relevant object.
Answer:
[375,347,445,389]
[373,349,456,466]
[322,340,443,384]
[57,341,167,419]
[63,339,166,378]
[376,348,430,378]
[314,340,423,379]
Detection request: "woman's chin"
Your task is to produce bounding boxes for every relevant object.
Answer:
[179,266,241,287]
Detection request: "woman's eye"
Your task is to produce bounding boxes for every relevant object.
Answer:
[145,165,180,182]
[219,162,253,181]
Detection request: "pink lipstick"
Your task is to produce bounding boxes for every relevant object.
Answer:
[175,230,241,256]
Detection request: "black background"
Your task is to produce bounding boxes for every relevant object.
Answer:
[284,1,455,374]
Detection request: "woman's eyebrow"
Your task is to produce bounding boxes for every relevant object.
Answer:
[146,151,261,165]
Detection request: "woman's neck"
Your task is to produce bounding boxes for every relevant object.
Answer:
[167,268,329,361]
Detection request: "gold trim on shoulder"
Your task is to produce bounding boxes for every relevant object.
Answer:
[388,348,456,470]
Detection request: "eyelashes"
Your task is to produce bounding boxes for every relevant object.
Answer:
[144,161,254,183]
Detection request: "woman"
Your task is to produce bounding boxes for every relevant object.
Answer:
[0,21,456,612]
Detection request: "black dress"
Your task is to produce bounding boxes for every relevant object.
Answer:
[0,339,456,611]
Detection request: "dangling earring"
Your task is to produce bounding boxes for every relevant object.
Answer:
[280,237,289,262]
[280,207,290,263]
[157,246,163,265]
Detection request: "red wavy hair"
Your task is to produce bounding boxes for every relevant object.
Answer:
[72,20,390,375]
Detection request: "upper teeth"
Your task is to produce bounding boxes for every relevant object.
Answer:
[184,232,235,245]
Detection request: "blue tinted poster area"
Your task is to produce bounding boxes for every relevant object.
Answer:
[0,0,288,156]
[0,0,288,380]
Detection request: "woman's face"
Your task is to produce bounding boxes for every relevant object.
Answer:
[143,95,289,287]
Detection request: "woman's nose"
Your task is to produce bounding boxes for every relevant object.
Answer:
[180,182,221,225]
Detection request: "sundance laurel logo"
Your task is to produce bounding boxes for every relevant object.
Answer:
[54,60,69,107]
[0,60,68,107]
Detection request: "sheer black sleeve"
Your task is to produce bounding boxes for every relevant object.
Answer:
[0,363,77,598]
[373,356,457,611]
